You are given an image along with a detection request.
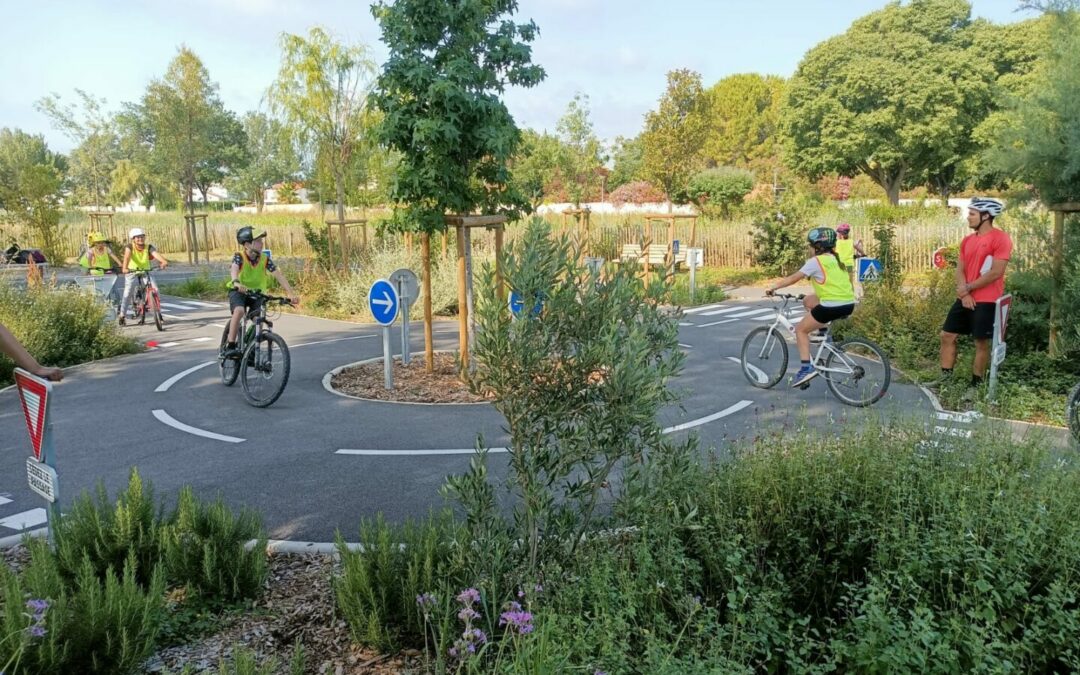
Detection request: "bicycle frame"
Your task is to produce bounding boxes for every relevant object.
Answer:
[759,296,858,379]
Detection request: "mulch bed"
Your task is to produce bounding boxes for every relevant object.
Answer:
[330,352,491,404]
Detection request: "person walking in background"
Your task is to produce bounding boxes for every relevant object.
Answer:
[0,322,63,381]
[835,223,865,279]
[938,198,1011,389]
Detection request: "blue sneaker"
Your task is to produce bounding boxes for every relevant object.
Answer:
[791,364,819,388]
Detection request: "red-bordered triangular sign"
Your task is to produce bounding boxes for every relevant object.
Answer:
[998,295,1012,344]
[13,369,51,462]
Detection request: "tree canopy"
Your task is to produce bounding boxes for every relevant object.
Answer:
[782,0,997,205]
[702,74,785,173]
[371,0,545,233]
[555,94,604,207]
[640,69,709,209]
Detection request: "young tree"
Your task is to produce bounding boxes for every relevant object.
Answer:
[227,112,299,213]
[372,0,545,370]
[687,166,755,218]
[555,94,604,207]
[141,46,230,257]
[114,102,169,211]
[783,0,997,205]
[607,134,644,192]
[267,27,376,223]
[36,90,119,209]
[193,107,247,207]
[0,129,67,262]
[512,128,561,209]
[640,69,709,211]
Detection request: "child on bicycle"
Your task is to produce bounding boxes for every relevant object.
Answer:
[119,228,169,326]
[765,227,856,388]
[79,232,122,276]
[222,226,299,358]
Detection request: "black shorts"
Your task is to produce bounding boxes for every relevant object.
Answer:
[228,289,260,313]
[810,303,855,324]
[942,300,995,339]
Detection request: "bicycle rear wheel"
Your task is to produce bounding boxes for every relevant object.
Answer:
[218,326,239,386]
[824,338,891,407]
[1067,381,1080,444]
[240,332,291,408]
[740,325,788,389]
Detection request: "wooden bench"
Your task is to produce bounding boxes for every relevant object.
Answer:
[620,243,643,263]
[647,244,686,269]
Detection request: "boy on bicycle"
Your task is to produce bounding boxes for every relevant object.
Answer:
[765,227,857,388]
[119,228,169,326]
[222,226,299,358]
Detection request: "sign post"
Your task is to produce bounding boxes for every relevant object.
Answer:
[14,368,59,544]
[988,294,1012,400]
[686,248,703,304]
[390,268,420,366]
[368,279,400,389]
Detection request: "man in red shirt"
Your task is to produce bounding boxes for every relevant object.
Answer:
[939,197,1012,388]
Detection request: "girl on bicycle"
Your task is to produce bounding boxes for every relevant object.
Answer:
[765,227,856,388]
[79,232,122,276]
[119,228,169,326]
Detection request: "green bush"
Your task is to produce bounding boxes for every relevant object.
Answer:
[53,468,165,589]
[686,167,755,218]
[161,487,268,604]
[0,540,164,674]
[159,270,227,301]
[0,282,138,386]
[334,511,467,652]
[750,192,821,275]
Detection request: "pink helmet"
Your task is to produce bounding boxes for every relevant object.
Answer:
[836,223,851,234]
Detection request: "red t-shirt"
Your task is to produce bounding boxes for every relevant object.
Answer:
[960,227,1012,303]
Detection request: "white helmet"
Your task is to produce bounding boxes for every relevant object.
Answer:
[129,228,146,239]
[968,197,1004,218]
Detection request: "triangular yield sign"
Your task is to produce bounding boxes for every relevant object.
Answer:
[14,371,49,462]
[1000,304,1010,342]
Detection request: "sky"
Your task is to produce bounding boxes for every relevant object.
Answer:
[1,0,1037,154]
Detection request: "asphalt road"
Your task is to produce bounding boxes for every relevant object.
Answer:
[1,295,939,544]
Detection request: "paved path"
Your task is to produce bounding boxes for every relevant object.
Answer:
[1,294,947,544]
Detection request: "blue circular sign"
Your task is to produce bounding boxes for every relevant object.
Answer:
[508,290,543,318]
[368,279,399,326]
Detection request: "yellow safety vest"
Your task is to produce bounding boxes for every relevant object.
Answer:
[811,254,856,304]
[229,252,270,292]
[128,245,151,271]
[86,248,111,276]
[836,239,856,269]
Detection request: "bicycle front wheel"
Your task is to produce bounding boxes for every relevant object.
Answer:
[1067,381,1080,444]
[824,338,891,407]
[740,325,788,389]
[240,332,291,408]
[151,290,164,331]
[218,326,239,386]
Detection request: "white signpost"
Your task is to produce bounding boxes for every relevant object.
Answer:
[988,294,1012,400]
[14,368,59,543]
[390,268,420,365]
[686,248,704,303]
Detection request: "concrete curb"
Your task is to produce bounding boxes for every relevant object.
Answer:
[322,352,491,406]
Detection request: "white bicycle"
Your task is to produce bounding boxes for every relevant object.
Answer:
[740,293,891,407]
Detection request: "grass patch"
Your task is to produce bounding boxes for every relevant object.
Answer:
[159,271,228,301]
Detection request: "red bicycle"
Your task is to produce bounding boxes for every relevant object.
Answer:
[130,270,165,331]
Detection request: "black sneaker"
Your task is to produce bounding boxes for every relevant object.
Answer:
[222,344,241,359]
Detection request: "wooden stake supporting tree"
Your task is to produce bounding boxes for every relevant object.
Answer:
[1047,203,1078,358]
[643,212,699,277]
[561,207,592,256]
[88,212,116,242]
[446,214,507,371]
[324,218,368,269]
[183,213,209,264]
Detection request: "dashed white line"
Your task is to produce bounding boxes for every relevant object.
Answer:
[697,318,739,328]
[0,496,11,506]
[155,361,216,392]
[682,303,727,315]
[755,312,801,321]
[726,356,767,384]
[181,300,224,308]
[160,302,201,311]
[0,508,48,531]
[725,308,777,319]
[152,410,245,443]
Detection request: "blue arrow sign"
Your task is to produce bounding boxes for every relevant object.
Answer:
[509,290,543,318]
[368,279,399,326]
[857,258,883,282]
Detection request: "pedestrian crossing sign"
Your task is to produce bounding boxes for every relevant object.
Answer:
[857,258,883,282]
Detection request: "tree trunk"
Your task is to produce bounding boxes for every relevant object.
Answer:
[334,169,346,222]
[422,233,434,373]
[256,189,264,215]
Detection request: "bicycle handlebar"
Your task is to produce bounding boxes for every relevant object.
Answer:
[245,290,295,306]
[766,292,805,300]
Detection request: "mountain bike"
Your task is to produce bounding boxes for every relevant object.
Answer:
[1068,381,1080,444]
[129,270,164,331]
[740,293,891,407]
[218,291,293,408]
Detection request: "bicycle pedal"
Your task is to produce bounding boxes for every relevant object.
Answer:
[798,382,812,390]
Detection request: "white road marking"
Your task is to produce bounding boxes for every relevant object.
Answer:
[679,322,694,327]
[160,302,201,311]
[698,305,748,316]
[336,401,756,456]
[0,508,48,531]
[155,361,216,392]
[210,323,227,329]
[155,342,180,348]
[181,300,223,308]
[679,343,693,350]
[726,356,768,384]
[152,410,245,443]
[697,318,739,328]
[933,425,973,438]
[291,335,377,349]
[725,308,777,319]
[755,312,801,321]
[682,303,727,315]
[0,496,11,506]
